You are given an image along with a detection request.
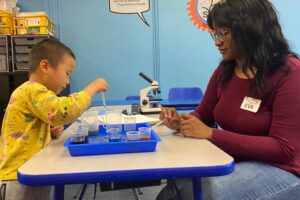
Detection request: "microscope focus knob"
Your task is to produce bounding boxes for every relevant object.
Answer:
[142,99,148,105]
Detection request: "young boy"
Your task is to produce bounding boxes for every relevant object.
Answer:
[0,38,108,200]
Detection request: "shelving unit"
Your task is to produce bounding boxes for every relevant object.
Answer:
[0,35,10,72]
[11,35,51,71]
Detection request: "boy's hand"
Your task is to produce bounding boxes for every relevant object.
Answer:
[84,78,109,97]
[50,125,64,138]
[160,107,180,130]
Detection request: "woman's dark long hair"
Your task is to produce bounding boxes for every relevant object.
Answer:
[207,0,297,95]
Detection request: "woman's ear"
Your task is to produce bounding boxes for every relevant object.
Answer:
[39,59,50,73]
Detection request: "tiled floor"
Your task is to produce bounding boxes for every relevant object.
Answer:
[62,183,165,200]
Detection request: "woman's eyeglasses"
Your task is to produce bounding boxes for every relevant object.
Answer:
[210,30,229,42]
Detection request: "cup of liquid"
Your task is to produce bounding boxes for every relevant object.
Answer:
[82,110,99,136]
[105,109,123,142]
[70,125,89,144]
[138,127,151,140]
[124,115,136,132]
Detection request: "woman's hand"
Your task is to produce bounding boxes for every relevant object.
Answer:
[50,125,64,138]
[160,107,180,130]
[180,113,212,140]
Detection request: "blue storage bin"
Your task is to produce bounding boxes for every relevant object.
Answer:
[64,123,161,156]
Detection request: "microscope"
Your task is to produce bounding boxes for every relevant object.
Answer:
[139,72,162,114]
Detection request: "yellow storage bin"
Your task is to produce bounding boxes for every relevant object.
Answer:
[14,12,54,35]
[0,26,13,35]
[0,10,13,35]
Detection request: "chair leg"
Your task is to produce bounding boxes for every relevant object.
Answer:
[132,188,142,200]
[93,184,97,200]
[72,184,84,199]
[170,179,183,200]
[78,184,88,200]
[136,187,143,195]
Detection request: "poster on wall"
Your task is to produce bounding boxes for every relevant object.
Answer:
[187,0,221,31]
[109,0,150,26]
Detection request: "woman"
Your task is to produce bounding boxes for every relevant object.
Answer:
[157,0,300,199]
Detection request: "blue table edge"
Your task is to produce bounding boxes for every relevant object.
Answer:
[18,161,235,186]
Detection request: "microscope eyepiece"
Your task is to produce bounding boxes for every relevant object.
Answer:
[139,72,153,84]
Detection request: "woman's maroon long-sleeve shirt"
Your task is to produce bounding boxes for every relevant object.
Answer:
[191,57,300,175]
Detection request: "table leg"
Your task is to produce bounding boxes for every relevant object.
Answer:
[192,178,202,200]
[54,184,65,200]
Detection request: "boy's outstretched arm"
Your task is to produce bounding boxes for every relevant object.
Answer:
[83,78,108,98]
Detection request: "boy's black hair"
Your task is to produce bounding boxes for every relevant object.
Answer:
[207,0,297,96]
[29,38,75,73]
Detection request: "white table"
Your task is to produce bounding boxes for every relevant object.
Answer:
[18,106,234,200]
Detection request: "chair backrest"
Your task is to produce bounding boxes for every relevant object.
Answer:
[125,95,154,100]
[168,87,203,100]
[125,96,140,100]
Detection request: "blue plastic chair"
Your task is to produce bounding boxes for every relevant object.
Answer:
[125,96,140,100]
[168,87,203,110]
[125,95,154,100]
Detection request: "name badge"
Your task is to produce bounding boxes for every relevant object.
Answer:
[240,96,261,113]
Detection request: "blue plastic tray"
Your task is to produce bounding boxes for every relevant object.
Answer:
[64,123,161,156]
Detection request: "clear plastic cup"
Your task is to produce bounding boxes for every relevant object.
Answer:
[126,131,140,141]
[82,110,99,136]
[124,115,136,132]
[105,109,122,132]
[105,109,122,142]
[70,125,89,144]
[138,127,151,140]
[108,128,121,142]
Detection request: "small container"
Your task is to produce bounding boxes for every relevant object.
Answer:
[105,109,122,133]
[126,131,140,141]
[138,127,151,140]
[70,125,88,144]
[124,115,136,132]
[108,127,121,142]
[70,133,86,144]
[82,111,99,136]
[88,136,109,144]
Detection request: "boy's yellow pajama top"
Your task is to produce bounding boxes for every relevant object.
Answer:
[0,82,91,180]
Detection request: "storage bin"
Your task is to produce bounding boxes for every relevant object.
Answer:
[14,12,54,35]
[15,26,53,35]
[0,38,6,46]
[0,10,13,35]
[0,54,7,71]
[0,26,13,35]
[0,47,6,54]
[15,62,28,70]
[15,54,29,62]
[0,10,13,26]
[15,46,33,53]
[14,37,44,45]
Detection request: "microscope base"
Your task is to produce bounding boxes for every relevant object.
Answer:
[140,107,162,114]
